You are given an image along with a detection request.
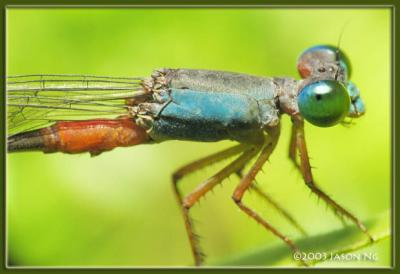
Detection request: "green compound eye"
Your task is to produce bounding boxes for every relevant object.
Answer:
[298,80,350,127]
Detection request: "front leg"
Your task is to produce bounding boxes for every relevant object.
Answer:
[292,116,374,242]
[288,119,300,170]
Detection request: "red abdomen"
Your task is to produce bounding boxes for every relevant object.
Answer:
[8,118,149,156]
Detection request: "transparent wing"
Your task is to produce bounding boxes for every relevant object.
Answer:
[7,74,147,136]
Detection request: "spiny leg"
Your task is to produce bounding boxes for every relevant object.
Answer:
[289,119,300,170]
[289,119,347,227]
[173,144,261,266]
[172,144,249,184]
[172,144,249,264]
[235,169,307,236]
[250,184,308,236]
[292,116,374,242]
[232,127,308,266]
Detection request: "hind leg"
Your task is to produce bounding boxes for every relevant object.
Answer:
[172,144,261,266]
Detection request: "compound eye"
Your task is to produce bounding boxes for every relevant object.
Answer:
[298,80,350,127]
[297,45,352,79]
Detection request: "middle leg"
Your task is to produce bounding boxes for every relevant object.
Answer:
[232,127,308,266]
[235,169,307,236]
[250,184,307,236]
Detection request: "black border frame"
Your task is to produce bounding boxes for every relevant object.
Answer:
[1,1,398,273]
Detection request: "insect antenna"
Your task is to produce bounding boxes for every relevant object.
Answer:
[334,21,350,81]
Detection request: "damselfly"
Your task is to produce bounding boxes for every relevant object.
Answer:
[7,45,373,266]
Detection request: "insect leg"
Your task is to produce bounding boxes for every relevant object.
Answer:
[172,144,249,184]
[289,119,347,227]
[292,116,374,242]
[172,144,249,265]
[235,169,307,236]
[231,127,308,266]
[288,120,300,169]
[175,145,261,266]
[250,184,308,236]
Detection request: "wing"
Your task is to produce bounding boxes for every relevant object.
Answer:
[7,74,147,136]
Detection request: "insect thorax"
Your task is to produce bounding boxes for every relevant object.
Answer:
[129,69,299,143]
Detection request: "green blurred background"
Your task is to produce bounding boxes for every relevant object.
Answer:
[6,8,391,267]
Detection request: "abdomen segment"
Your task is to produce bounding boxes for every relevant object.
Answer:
[8,118,149,156]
